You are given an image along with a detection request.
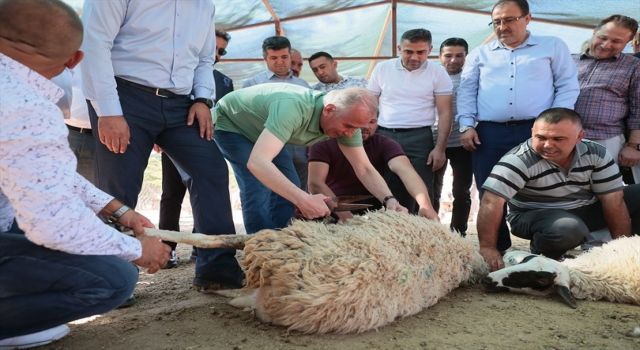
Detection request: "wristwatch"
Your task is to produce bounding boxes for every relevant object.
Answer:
[459,125,474,133]
[193,97,214,108]
[625,143,640,151]
[108,204,131,223]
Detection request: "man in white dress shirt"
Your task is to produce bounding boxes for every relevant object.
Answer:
[81,0,243,292]
[0,0,169,347]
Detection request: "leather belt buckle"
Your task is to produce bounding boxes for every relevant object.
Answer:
[155,88,169,98]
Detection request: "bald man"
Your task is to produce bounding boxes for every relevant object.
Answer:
[0,0,169,347]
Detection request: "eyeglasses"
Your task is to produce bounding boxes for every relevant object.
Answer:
[218,48,227,56]
[488,16,524,27]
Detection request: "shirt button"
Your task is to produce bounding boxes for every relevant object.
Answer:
[510,88,513,90]
[509,102,513,105]
[510,75,514,78]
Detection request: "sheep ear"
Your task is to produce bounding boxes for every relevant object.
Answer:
[555,285,577,309]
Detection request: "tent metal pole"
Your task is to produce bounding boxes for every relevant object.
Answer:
[261,0,283,35]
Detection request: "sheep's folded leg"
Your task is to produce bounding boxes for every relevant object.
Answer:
[144,228,248,249]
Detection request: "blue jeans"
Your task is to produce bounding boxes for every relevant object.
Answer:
[87,78,241,286]
[214,131,299,234]
[473,120,534,251]
[0,231,137,339]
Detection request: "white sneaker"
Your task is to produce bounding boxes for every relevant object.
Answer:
[0,324,69,349]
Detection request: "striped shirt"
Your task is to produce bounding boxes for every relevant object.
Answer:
[574,52,640,140]
[483,139,623,212]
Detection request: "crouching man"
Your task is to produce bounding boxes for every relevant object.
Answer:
[0,0,169,347]
[478,108,640,271]
[213,84,406,234]
[308,114,439,222]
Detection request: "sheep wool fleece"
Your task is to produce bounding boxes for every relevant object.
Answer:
[242,210,486,334]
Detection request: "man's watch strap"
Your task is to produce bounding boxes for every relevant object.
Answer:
[193,97,213,108]
[459,125,474,133]
[108,204,131,223]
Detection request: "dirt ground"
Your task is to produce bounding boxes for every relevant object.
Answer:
[41,232,640,350]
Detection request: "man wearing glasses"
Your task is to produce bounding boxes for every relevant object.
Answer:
[456,0,579,259]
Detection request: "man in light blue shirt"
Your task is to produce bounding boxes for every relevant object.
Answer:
[456,0,579,256]
[81,0,243,292]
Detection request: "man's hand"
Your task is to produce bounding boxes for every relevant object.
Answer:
[619,146,640,167]
[118,210,155,236]
[335,211,354,223]
[98,116,130,153]
[460,128,481,152]
[132,235,171,274]
[417,206,440,221]
[296,193,332,219]
[427,147,446,171]
[384,197,408,213]
[187,102,213,140]
[480,246,504,271]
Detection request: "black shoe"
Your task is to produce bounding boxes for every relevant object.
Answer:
[193,276,244,294]
[117,294,136,309]
[163,250,178,269]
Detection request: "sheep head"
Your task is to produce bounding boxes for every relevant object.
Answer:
[482,252,577,309]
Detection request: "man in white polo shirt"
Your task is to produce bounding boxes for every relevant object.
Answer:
[368,28,453,212]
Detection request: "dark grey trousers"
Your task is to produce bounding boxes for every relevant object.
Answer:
[508,184,640,259]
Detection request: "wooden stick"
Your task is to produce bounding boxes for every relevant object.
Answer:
[144,228,249,249]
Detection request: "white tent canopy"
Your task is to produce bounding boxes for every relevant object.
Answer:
[65,0,640,86]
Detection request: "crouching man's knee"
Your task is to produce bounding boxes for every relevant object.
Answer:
[532,217,589,259]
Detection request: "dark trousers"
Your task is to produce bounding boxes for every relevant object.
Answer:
[159,153,188,250]
[87,79,242,286]
[0,231,137,339]
[377,127,435,213]
[67,127,96,184]
[508,184,640,259]
[433,146,473,234]
[473,120,534,251]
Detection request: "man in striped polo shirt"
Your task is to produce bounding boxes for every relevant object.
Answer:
[477,108,640,271]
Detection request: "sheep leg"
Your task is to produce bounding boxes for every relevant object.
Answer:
[144,228,249,249]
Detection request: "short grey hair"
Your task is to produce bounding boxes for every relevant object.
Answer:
[323,88,378,117]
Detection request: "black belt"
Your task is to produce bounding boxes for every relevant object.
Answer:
[479,119,535,126]
[115,77,188,98]
[66,124,92,134]
[378,126,431,133]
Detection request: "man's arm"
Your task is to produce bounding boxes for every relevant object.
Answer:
[477,191,507,271]
[550,39,579,109]
[308,161,352,222]
[387,156,438,220]
[428,94,452,171]
[248,130,331,219]
[186,6,217,140]
[457,49,482,151]
[619,66,640,167]
[81,0,130,154]
[338,144,406,212]
[597,190,632,239]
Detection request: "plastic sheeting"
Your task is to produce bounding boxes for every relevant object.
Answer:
[64,0,640,86]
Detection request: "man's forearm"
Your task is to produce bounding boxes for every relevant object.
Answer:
[477,197,504,249]
[603,205,632,239]
[354,167,393,203]
[393,161,433,210]
[248,157,307,206]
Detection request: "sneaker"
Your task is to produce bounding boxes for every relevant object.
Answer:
[0,324,70,349]
[163,250,178,269]
[117,294,136,309]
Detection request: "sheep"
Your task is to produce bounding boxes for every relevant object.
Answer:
[146,210,489,334]
[482,236,640,308]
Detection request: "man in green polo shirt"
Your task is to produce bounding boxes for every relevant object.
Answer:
[214,83,406,233]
